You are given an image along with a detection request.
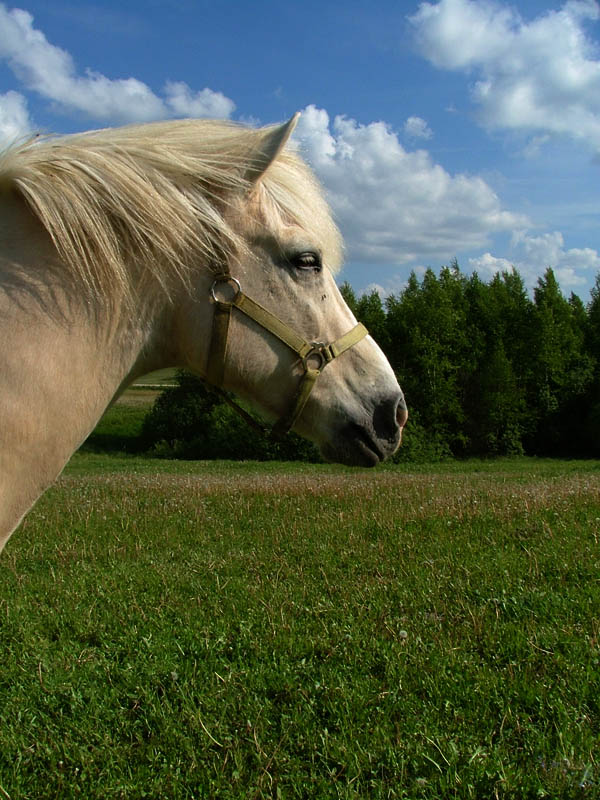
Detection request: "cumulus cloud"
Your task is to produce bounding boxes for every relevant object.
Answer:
[469,230,600,292]
[404,116,433,139]
[163,81,235,119]
[0,89,31,144]
[410,0,600,150]
[468,251,513,277]
[0,4,235,124]
[294,104,527,264]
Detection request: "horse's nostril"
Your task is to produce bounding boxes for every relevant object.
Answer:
[373,393,406,442]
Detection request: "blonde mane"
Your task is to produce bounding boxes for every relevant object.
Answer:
[0,119,342,305]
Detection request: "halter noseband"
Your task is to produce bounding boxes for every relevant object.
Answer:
[205,273,368,438]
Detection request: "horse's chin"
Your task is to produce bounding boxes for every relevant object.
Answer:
[319,422,396,468]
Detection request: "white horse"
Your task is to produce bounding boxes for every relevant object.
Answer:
[0,114,407,550]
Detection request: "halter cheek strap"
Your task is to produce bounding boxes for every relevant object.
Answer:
[205,274,368,438]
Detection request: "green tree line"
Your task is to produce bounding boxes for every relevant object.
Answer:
[143,263,600,461]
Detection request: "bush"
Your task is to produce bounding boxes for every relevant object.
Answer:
[142,371,320,462]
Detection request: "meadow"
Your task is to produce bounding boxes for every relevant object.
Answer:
[1,455,599,799]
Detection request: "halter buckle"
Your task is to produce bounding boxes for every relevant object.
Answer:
[302,342,335,372]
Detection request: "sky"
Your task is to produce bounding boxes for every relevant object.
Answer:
[0,0,599,301]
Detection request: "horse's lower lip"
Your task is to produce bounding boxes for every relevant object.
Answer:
[321,423,388,467]
[352,428,386,465]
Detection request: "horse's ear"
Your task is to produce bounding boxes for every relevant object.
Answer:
[245,113,300,184]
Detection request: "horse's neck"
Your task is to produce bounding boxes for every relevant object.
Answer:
[0,271,160,547]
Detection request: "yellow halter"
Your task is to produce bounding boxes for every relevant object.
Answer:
[206,274,368,438]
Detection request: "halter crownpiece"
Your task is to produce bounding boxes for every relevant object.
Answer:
[206,273,368,438]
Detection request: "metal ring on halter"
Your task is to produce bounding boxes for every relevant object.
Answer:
[210,275,241,304]
[301,342,335,372]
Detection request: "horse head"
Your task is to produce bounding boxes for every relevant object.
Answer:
[176,115,407,466]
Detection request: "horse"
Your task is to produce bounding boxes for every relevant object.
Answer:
[0,113,407,551]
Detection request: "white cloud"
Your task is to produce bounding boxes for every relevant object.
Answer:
[404,116,433,139]
[468,251,513,277]
[0,89,31,144]
[164,81,235,119]
[359,273,418,299]
[410,0,600,151]
[361,282,389,299]
[469,230,600,292]
[0,4,235,124]
[294,104,527,264]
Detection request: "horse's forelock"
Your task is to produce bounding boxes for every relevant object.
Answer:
[253,150,343,273]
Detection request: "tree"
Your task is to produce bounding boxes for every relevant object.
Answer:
[339,281,358,315]
[582,274,600,454]
[462,268,536,454]
[386,265,470,454]
[355,290,390,353]
[587,273,600,363]
[470,341,525,455]
[528,269,594,454]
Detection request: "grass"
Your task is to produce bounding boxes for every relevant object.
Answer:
[1,457,599,799]
[79,393,151,455]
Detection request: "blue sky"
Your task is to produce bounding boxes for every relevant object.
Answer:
[0,0,599,300]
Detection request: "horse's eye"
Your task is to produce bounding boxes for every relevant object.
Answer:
[289,252,321,272]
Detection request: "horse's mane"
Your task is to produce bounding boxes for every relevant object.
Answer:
[0,119,342,305]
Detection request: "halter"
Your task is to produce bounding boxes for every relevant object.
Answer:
[205,273,368,438]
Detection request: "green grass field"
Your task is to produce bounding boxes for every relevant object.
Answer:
[1,456,599,799]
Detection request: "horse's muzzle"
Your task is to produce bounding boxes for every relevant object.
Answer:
[322,390,408,467]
